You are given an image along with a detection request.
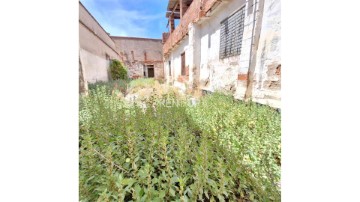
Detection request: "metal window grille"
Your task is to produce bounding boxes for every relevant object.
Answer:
[220,7,245,59]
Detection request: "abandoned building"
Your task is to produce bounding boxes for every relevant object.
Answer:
[79,1,164,88]
[79,2,119,84]
[162,0,281,108]
[111,36,164,79]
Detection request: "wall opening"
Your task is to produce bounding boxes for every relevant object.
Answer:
[168,60,171,76]
[219,6,246,59]
[181,52,186,75]
[147,65,155,78]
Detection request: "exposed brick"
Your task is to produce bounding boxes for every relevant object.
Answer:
[276,64,281,76]
[163,0,220,56]
[177,75,189,83]
[238,74,248,81]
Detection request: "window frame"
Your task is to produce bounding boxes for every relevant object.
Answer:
[219,6,246,59]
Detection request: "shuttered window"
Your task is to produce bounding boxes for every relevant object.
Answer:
[219,7,245,59]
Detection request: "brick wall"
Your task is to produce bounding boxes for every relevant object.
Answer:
[111,36,164,79]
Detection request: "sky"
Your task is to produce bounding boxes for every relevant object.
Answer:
[80,0,170,39]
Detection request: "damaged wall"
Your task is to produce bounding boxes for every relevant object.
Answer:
[164,0,247,93]
[79,2,119,83]
[241,0,281,108]
[163,0,281,108]
[197,0,246,93]
[164,36,190,89]
[111,36,164,80]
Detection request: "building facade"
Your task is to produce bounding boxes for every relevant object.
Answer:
[79,2,119,84]
[79,2,164,86]
[111,36,164,80]
[162,0,281,108]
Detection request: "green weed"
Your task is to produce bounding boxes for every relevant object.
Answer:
[79,86,281,201]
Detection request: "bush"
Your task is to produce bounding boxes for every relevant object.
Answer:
[79,88,281,201]
[110,59,127,80]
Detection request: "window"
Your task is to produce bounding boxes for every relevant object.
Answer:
[219,7,245,59]
[168,61,171,76]
[181,52,186,75]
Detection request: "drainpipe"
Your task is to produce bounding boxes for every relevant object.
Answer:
[248,0,257,70]
[244,0,265,101]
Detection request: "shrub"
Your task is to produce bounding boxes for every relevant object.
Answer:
[79,88,281,201]
[110,59,127,80]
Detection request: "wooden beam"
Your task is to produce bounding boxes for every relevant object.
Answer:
[169,13,175,33]
[180,0,184,19]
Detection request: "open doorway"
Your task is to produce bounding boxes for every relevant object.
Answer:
[181,52,186,75]
[147,65,154,78]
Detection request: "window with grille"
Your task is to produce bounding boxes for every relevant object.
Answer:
[219,7,245,59]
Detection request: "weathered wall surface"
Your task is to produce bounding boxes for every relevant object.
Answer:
[164,0,247,92]
[251,0,281,108]
[79,2,119,83]
[80,49,110,83]
[233,0,281,108]
[112,36,164,79]
[197,0,246,93]
[164,36,190,88]
[163,0,281,108]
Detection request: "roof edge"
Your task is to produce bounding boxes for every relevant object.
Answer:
[111,36,162,41]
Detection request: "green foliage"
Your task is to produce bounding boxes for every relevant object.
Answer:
[110,59,127,80]
[79,87,281,201]
[88,80,128,95]
[129,78,156,89]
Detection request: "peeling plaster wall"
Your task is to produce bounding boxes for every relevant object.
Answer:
[198,0,246,92]
[235,0,261,98]
[251,0,281,108]
[164,36,190,88]
[163,0,281,108]
[165,0,246,92]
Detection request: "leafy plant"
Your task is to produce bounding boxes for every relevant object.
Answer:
[110,59,127,80]
[79,85,281,201]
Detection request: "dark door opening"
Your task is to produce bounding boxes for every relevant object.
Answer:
[148,67,154,78]
[181,52,186,75]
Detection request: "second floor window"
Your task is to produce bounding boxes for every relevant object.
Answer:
[219,7,245,59]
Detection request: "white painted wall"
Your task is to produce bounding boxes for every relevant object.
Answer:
[165,36,189,85]
[164,0,281,108]
[251,0,281,108]
[80,49,110,83]
[165,0,248,92]
[199,0,248,92]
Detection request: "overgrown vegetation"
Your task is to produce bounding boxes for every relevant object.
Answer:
[128,78,156,90]
[88,79,128,95]
[110,59,128,80]
[79,85,281,201]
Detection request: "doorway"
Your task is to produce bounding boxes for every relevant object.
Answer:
[147,65,154,78]
[181,52,186,75]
